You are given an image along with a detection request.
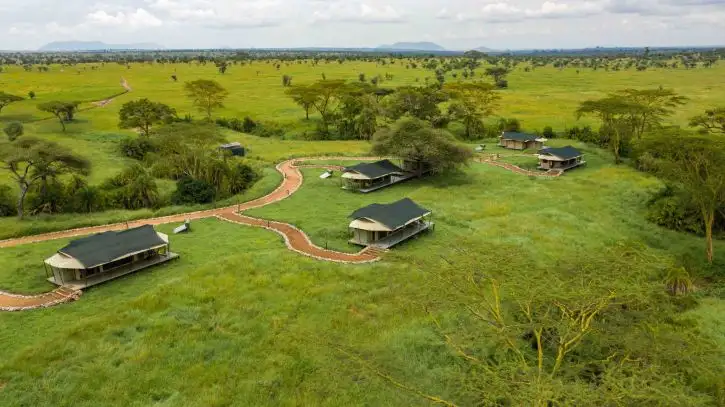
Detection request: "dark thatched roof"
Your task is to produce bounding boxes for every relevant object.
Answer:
[58,225,167,268]
[343,159,404,179]
[501,132,539,142]
[539,146,583,160]
[350,198,430,230]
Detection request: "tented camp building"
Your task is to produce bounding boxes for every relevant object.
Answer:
[499,132,546,151]
[349,198,433,249]
[44,225,179,290]
[341,159,430,193]
[538,146,585,172]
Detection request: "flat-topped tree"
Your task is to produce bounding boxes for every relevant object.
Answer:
[119,98,176,136]
[0,92,24,115]
[0,137,90,219]
[372,117,472,174]
[690,107,725,135]
[38,101,80,132]
[285,85,320,120]
[184,79,228,121]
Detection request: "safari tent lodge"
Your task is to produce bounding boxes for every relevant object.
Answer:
[219,142,246,157]
[499,132,546,151]
[349,198,433,249]
[44,225,179,290]
[341,159,431,193]
[538,146,585,172]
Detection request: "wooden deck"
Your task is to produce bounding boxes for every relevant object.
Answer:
[48,253,179,290]
[350,222,434,249]
[345,173,420,193]
[538,161,587,172]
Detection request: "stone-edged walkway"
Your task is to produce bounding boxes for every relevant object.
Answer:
[0,157,380,311]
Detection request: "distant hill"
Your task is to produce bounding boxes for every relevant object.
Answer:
[39,41,164,51]
[473,46,497,52]
[376,42,447,52]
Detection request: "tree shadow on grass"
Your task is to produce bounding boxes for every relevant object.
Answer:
[0,114,37,124]
[427,170,475,189]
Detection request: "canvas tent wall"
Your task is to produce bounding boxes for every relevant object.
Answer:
[537,146,585,171]
[349,198,433,248]
[499,132,545,151]
[44,225,177,288]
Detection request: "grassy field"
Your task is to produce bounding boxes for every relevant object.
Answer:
[1,61,724,405]
[2,136,724,405]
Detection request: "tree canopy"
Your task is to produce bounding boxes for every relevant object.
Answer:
[0,137,90,218]
[689,106,725,135]
[118,98,176,136]
[285,85,320,120]
[0,92,24,115]
[4,122,24,141]
[38,101,80,132]
[371,117,472,174]
[638,129,725,263]
[184,79,228,120]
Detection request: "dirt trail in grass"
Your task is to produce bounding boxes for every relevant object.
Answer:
[475,156,563,177]
[0,157,380,311]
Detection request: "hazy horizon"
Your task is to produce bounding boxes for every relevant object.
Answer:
[2,0,725,51]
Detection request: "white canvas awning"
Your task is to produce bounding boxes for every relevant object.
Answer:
[349,218,394,232]
[342,171,373,180]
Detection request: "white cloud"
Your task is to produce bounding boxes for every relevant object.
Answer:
[86,8,163,27]
[453,1,602,22]
[312,2,404,23]
[2,0,725,50]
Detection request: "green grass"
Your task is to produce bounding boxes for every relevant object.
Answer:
[1,61,724,405]
[1,148,724,405]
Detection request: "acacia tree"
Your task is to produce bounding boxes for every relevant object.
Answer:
[689,107,725,135]
[0,138,90,218]
[4,122,24,141]
[0,92,24,115]
[576,97,643,163]
[38,101,80,132]
[485,67,510,88]
[383,86,448,122]
[118,98,176,136]
[308,79,347,137]
[614,88,688,139]
[372,117,472,174]
[640,130,725,264]
[285,85,320,120]
[184,79,228,120]
[445,82,500,139]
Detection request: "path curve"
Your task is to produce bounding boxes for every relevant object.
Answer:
[0,157,381,311]
[475,157,563,177]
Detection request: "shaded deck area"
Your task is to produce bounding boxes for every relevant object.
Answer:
[48,253,179,290]
[345,173,420,193]
[350,222,434,249]
[538,160,587,172]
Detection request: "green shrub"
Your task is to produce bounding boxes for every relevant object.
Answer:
[543,126,556,139]
[226,163,258,195]
[120,136,156,160]
[253,121,285,138]
[646,187,710,235]
[4,122,24,141]
[0,185,15,217]
[172,177,216,205]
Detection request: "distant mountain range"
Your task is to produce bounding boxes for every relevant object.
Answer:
[38,41,165,51]
[376,42,447,52]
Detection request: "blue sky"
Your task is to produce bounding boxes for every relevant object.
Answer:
[2,0,724,50]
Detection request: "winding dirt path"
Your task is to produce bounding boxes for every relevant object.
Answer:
[475,156,563,177]
[0,157,380,311]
